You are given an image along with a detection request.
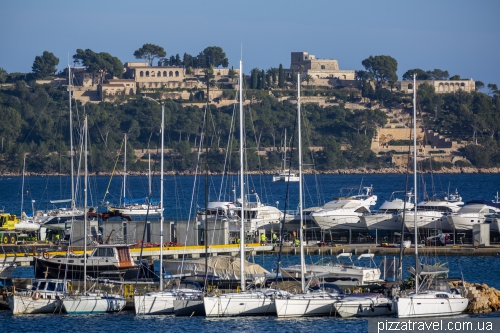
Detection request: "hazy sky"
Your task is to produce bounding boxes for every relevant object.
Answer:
[1,0,499,86]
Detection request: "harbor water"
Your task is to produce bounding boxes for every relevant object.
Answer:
[1,174,500,331]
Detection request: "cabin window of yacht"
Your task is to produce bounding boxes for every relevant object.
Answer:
[38,281,47,290]
[47,282,56,291]
[31,282,38,291]
[56,283,64,292]
[95,247,115,257]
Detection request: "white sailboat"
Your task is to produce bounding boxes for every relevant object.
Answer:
[275,74,344,318]
[203,60,284,317]
[107,134,163,216]
[62,117,126,315]
[8,279,69,315]
[41,66,85,231]
[272,129,299,182]
[133,104,181,315]
[333,292,396,318]
[395,75,468,318]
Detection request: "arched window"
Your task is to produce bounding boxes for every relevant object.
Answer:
[157,71,161,77]
[140,71,144,77]
[169,71,173,77]
[163,71,167,77]
[175,71,179,77]
[408,83,413,90]
[321,65,325,70]
[146,71,150,77]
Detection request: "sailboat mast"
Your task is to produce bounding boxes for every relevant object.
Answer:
[239,60,245,292]
[159,104,165,290]
[83,116,88,292]
[297,74,305,293]
[68,65,75,211]
[124,134,127,205]
[413,74,419,294]
[283,128,287,171]
[21,156,26,215]
[204,71,209,288]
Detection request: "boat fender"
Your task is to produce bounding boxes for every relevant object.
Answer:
[42,251,50,259]
[33,291,41,300]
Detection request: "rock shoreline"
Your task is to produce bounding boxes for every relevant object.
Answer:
[1,166,499,177]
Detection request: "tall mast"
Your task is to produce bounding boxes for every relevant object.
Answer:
[159,104,165,290]
[204,71,209,289]
[123,134,127,205]
[413,74,419,294]
[239,59,245,292]
[68,65,75,211]
[21,156,26,215]
[298,74,305,293]
[83,116,88,293]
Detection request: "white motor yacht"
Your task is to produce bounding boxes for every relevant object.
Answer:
[399,190,464,232]
[361,191,414,231]
[447,200,500,230]
[310,186,377,230]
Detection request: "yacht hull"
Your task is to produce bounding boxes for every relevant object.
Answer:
[63,295,126,315]
[397,295,468,318]
[204,294,275,317]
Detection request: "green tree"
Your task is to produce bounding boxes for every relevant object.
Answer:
[475,81,485,91]
[449,75,461,80]
[0,67,8,83]
[402,69,428,81]
[356,70,374,81]
[201,46,229,68]
[73,49,123,83]
[133,43,167,66]
[32,51,59,78]
[426,69,450,80]
[361,55,398,86]
[278,64,285,88]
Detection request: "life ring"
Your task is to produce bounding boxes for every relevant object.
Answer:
[33,291,41,300]
[42,251,50,259]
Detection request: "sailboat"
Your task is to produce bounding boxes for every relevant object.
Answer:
[107,134,163,216]
[275,74,344,318]
[62,117,126,315]
[272,129,299,182]
[395,75,468,318]
[203,60,286,317]
[41,65,85,232]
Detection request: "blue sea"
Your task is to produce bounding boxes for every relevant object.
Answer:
[1,174,500,331]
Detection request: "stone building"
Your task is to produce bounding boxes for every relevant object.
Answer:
[287,52,356,85]
[399,79,475,94]
[123,62,197,90]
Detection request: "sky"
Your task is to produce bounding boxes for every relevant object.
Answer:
[1,0,499,87]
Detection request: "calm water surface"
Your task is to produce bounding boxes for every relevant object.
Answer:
[2,174,500,331]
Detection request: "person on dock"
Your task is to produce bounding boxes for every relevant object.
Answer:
[294,238,300,247]
[272,233,277,245]
[260,233,266,246]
